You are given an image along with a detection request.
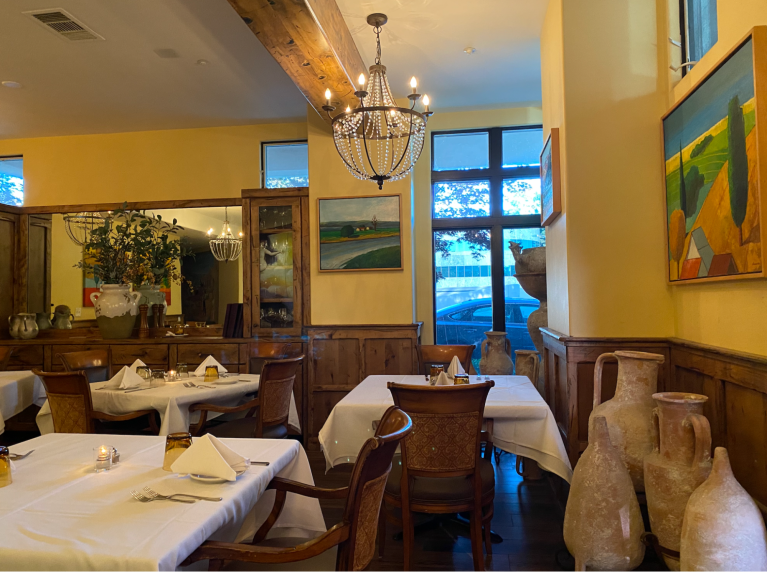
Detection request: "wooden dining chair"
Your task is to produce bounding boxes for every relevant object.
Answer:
[0,347,13,371]
[33,369,159,434]
[416,344,474,374]
[182,405,413,571]
[190,356,303,439]
[58,349,111,384]
[380,381,496,571]
[248,342,303,376]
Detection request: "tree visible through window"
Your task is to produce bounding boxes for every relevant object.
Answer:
[0,157,23,206]
[263,142,309,188]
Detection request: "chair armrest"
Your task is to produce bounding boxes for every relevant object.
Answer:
[268,477,349,500]
[182,523,349,567]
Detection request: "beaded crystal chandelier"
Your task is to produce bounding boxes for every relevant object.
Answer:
[323,14,432,189]
[63,212,107,246]
[207,207,242,262]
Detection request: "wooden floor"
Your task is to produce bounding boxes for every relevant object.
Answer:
[309,450,571,571]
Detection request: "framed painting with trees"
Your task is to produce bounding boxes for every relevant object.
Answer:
[317,194,402,272]
[662,27,767,284]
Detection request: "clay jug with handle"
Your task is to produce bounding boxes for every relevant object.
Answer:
[589,350,665,492]
[478,331,514,375]
[680,447,767,571]
[644,392,712,571]
[564,416,645,571]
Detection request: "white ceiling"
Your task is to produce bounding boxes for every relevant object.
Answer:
[336,0,547,111]
[0,0,307,139]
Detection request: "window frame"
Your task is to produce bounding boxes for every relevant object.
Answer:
[678,0,718,76]
[0,155,24,207]
[260,139,309,189]
[431,125,543,335]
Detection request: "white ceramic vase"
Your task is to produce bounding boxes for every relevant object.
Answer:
[90,284,141,339]
[136,284,167,316]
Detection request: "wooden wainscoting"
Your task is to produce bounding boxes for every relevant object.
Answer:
[542,328,767,511]
[305,324,421,450]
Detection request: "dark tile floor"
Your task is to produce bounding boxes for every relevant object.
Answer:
[309,449,666,571]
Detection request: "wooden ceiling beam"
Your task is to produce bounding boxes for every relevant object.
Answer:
[227,0,366,124]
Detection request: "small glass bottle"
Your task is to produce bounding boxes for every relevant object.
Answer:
[163,432,192,471]
[0,446,11,488]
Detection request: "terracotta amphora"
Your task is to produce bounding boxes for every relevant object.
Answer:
[564,416,645,571]
[478,331,514,375]
[644,392,712,570]
[680,447,767,571]
[589,350,665,492]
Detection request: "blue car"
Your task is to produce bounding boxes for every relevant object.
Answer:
[435,298,539,365]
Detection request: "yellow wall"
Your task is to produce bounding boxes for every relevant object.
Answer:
[413,107,543,344]
[307,108,414,325]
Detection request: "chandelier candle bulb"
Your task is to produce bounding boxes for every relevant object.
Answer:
[324,88,331,105]
[423,94,430,112]
[410,76,417,93]
[358,73,365,87]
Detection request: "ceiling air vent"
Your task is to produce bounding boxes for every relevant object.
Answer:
[24,9,104,41]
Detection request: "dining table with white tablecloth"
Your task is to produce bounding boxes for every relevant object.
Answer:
[36,374,300,436]
[318,374,573,483]
[0,370,47,434]
[0,433,325,571]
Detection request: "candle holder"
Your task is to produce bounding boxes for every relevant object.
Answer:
[429,364,444,386]
[0,446,12,487]
[163,432,192,471]
[204,365,219,383]
[93,445,114,472]
[454,374,470,385]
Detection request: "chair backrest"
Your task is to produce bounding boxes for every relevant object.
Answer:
[387,381,494,478]
[33,369,95,433]
[58,350,110,384]
[258,355,304,431]
[514,350,540,385]
[336,405,413,571]
[0,347,13,372]
[248,343,303,376]
[417,344,474,374]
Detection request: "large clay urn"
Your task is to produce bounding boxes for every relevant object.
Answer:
[564,416,645,571]
[91,284,141,339]
[589,350,665,492]
[644,392,712,570]
[478,331,514,375]
[680,447,767,571]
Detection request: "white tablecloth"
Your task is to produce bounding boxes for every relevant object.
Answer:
[0,433,325,571]
[0,371,46,434]
[318,375,573,483]
[36,374,300,436]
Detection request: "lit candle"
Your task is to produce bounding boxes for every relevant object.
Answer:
[207,228,213,235]
[324,88,331,106]
[98,446,109,460]
[358,73,365,88]
[168,370,176,380]
[410,76,417,94]
[345,105,351,113]
[423,94,430,112]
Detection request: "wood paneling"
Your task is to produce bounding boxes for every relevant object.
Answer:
[6,345,44,369]
[176,344,240,365]
[364,338,414,376]
[111,344,169,366]
[0,212,18,330]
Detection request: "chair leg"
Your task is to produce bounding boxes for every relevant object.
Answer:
[378,505,386,559]
[402,506,414,571]
[483,513,493,555]
[470,508,485,571]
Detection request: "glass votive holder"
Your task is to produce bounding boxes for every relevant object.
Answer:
[136,366,151,380]
[94,445,114,472]
[177,363,189,378]
[163,432,192,471]
[0,446,12,488]
[429,365,444,386]
[166,370,177,382]
[454,374,470,385]
[150,369,166,387]
[203,365,219,383]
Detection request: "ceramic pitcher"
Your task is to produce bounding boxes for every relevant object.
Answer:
[644,392,712,570]
[91,284,141,339]
[136,284,167,317]
[589,350,665,492]
[478,331,514,375]
[35,312,52,331]
[680,448,767,571]
[8,313,39,340]
[564,416,645,571]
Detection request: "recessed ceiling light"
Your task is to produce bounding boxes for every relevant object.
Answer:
[196,59,209,66]
[2,81,22,88]
[464,47,476,55]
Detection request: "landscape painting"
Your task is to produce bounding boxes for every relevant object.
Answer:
[663,35,763,283]
[540,128,561,226]
[318,194,402,271]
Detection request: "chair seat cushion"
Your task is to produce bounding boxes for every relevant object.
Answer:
[221,536,337,571]
[385,457,495,503]
[207,417,288,439]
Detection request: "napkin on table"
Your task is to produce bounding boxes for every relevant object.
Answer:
[105,365,144,389]
[194,356,228,377]
[171,434,247,481]
[129,359,146,372]
[447,356,465,379]
[435,371,454,386]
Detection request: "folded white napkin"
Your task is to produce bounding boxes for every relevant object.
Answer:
[435,371,454,386]
[194,355,228,377]
[171,434,247,481]
[129,359,146,372]
[106,365,144,389]
[447,356,465,379]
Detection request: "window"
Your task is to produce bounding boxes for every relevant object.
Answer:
[432,127,545,372]
[0,156,23,206]
[681,0,718,70]
[262,141,308,188]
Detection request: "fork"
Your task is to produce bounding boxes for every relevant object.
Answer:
[9,450,34,460]
[142,486,221,502]
[131,490,195,504]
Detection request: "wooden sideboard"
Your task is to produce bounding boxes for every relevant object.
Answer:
[542,328,767,511]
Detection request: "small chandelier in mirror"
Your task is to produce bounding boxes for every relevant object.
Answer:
[63,212,107,246]
[208,207,242,262]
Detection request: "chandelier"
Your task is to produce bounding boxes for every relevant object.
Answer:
[207,207,242,262]
[323,14,432,189]
[63,212,107,246]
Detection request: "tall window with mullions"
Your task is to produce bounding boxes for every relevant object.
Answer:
[681,0,718,68]
[432,127,545,373]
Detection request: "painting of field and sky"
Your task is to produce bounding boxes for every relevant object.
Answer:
[663,35,763,283]
[318,194,402,271]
